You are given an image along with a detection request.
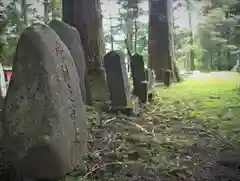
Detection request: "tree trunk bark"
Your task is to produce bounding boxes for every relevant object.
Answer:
[148,0,173,82]
[134,4,139,53]
[167,0,181,82]
[125,7,134,72]
[187,5,195,71]
[43,0,50,24]
[108,0,114,51]
[21,0,28,26]
[62,0,109,103]
[51,0,57,19]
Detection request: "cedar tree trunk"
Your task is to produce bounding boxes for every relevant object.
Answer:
[148,0,173,82]
[62,0,109,103]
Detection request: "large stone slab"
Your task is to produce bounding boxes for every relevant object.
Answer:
[3,23,87,180]
[104,51,139,115]
[104,51,131,108]
[49,20,87,104]
[130,53,148,103]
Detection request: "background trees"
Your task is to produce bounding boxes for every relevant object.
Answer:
[148,0,172,82]
[197,0,240,70]
[0,0,239,72]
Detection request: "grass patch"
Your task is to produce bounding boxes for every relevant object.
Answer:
[158,72,240,141]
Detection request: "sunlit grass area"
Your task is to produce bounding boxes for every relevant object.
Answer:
[157,72,240,141]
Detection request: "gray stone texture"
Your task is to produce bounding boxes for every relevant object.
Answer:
[49,20,87,104]
[3,23,87,180]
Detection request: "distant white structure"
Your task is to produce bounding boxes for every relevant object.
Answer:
[0,63,6,98]
[231,59,240,72]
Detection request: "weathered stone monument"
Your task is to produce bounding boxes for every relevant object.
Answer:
[3,23,87,180]
[104,51,139,115]
[49,20,87,105]
[164,69,172,86]
[130,53,148,103]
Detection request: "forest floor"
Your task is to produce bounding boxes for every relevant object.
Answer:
[67,71,240,181]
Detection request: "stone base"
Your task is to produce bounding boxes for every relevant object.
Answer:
[88,70,109,102]
[148,92,154,102]
[107,96,140,116]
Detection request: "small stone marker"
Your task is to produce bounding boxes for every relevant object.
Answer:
[145,68,155,90]
[164,69,172,86]
[3,23,87,180]
[49,20,87,104]
[130,53,148,103]
[104,51,139,115]
[145,69,155,101]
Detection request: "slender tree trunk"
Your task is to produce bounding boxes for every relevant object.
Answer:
[110,18,114,51]
[134,17,137,52]
[134,4,139,53]
[125,8,133,53]
[21,0,28,26]
[217,47,221,70]
[0,0,7,62]
[62,0,109,103]
[168,0,181,82]
[125,6,134,72]
[209,51,212,70]
[184,57,187,69]
[43,0,50,23]
[187,6,195,71]
[203,51,209,70]
[148,0,173,82]
[108,0,114,51]
[51,0,57,19]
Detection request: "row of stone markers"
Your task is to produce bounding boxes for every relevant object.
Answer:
[0,19,155,180]
[130,54,155,102]
[103,51,155,115]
